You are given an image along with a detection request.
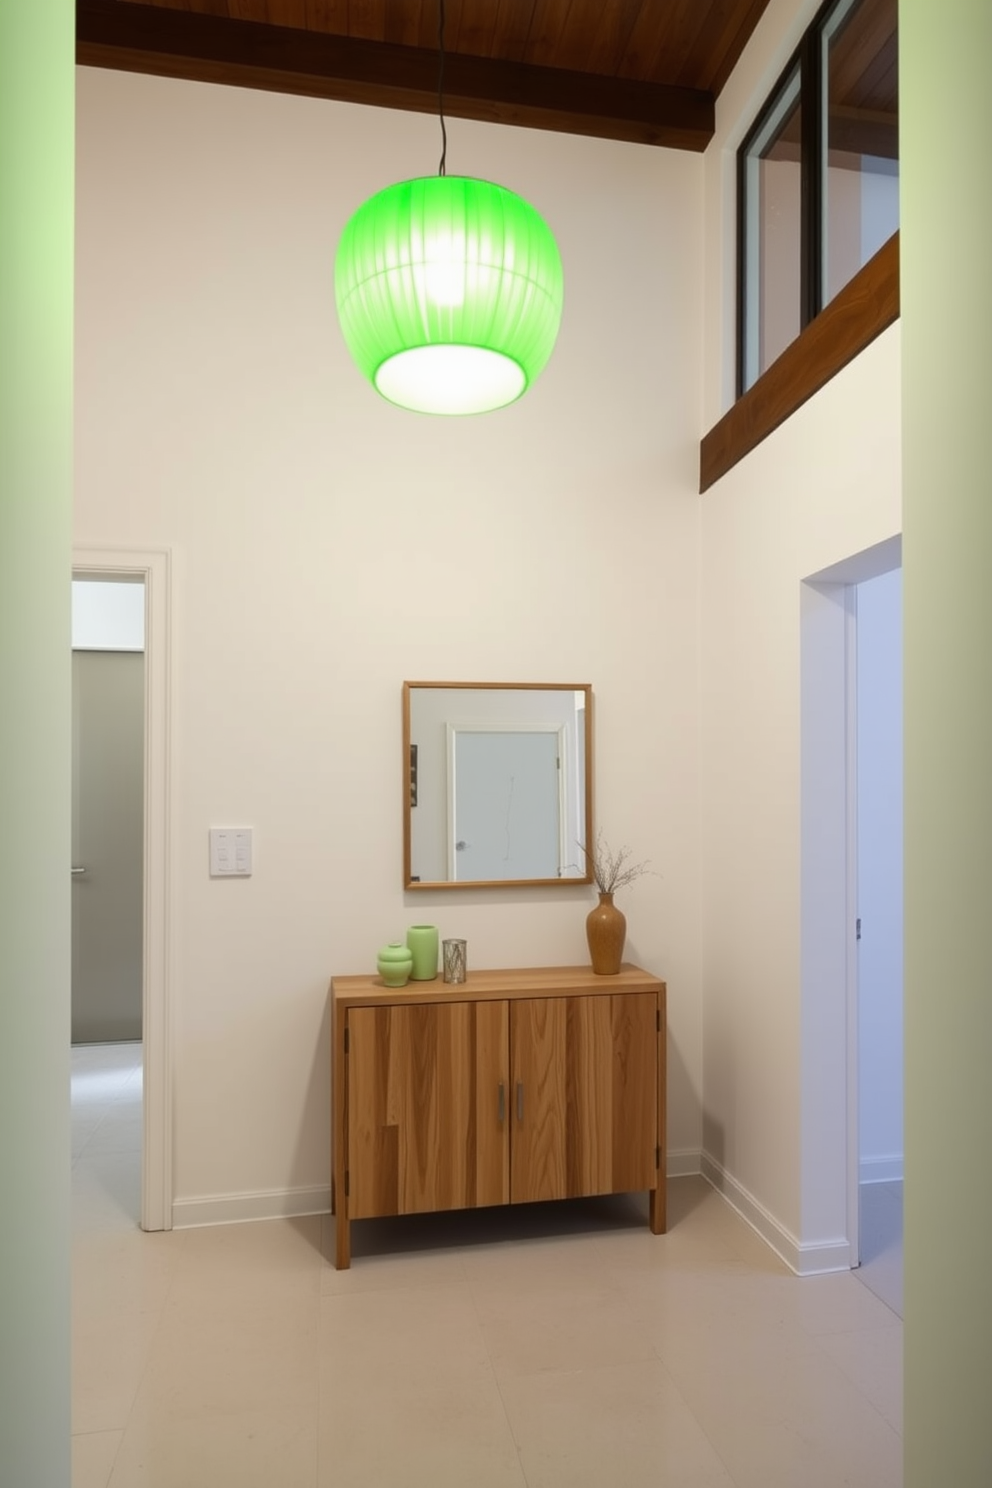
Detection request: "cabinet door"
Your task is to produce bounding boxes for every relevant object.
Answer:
[347,999,509,1219]
[509,993,657,1204]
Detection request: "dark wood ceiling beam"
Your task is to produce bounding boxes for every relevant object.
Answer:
[76,0,715,150]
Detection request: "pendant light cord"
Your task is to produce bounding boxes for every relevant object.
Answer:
[437,0,447,176]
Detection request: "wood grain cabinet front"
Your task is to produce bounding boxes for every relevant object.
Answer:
[347,999,509,1220]
[330,965,666,1268]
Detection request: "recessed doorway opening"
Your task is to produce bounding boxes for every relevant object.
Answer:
[72,549,173,1233]
[800,534,902,1305]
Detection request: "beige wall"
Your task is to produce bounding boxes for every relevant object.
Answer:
[74,67,706,1219]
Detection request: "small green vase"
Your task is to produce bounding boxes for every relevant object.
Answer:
[406,924,439,980]
[376,942,413,987]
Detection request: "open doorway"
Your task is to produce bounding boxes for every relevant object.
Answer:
[72,578,145,1043]
[854,566,903,1313]
[799,535,902,1292]
[71,577,144,1229]
[72,549,173,1232]
[71,577,145,1227]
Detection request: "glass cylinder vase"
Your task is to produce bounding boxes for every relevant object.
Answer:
[442,938,467,984]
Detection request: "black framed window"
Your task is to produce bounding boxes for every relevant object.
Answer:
[737,0,898,396]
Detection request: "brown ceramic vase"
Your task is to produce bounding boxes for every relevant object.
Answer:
[585,891,626,975]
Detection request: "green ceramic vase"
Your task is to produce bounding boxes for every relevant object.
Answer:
[376,942,413,987]
[406,924,439,980]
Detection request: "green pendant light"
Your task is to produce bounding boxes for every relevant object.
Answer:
[335,176,563,415]
[334,3,563,415]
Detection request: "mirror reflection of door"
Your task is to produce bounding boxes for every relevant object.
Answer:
[71,580,145,1044]
[448,727,564,881]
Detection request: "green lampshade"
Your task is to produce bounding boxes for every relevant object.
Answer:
[335,175,563,415]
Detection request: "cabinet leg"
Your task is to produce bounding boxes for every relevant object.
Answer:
[334,1207,351,1269]
[649,1182,667,1235]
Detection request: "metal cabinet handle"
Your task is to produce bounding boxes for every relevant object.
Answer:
[498,1082,505,1123]
[516,1082,524,1122]
[71,866,87,876]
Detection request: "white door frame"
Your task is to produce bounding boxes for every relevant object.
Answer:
[73,546,173,1231]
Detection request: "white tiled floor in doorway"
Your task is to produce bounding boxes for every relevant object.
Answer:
[71,1040,143,1230]
[71,1043,903,1488]
[855,1180,904,1318]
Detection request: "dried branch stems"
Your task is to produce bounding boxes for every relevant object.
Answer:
[579,831,653,895]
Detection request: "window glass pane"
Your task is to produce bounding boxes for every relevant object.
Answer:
[742,65,802,390]
[823,0,899,304]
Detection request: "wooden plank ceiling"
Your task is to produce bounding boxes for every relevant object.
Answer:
[76,0,777,152]
[829,0,898,158]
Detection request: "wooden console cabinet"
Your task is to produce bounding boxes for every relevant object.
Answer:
[330,963,666,1268]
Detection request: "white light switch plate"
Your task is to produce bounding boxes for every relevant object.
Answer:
[209,827,253,877]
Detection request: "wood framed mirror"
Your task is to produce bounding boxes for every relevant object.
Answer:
[403,682,593,890]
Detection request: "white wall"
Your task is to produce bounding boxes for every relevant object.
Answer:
[699,0,901,1266]
[698,330,901,1263]
[74,67,706,1219]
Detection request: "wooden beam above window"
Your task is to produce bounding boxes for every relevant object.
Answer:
[700,231,899,493]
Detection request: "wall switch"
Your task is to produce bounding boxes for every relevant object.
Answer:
[209,827,253,877]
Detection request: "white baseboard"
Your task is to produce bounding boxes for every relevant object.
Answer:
[172,1185,331,1229]
[859,1155,904,1184]
[172,1158,706,1230]
[666,1148,703,1179]
[700,1153,853,1276]
[170,1153,862,1270]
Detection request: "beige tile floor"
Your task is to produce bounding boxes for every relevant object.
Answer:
[72,1043,903,1488]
